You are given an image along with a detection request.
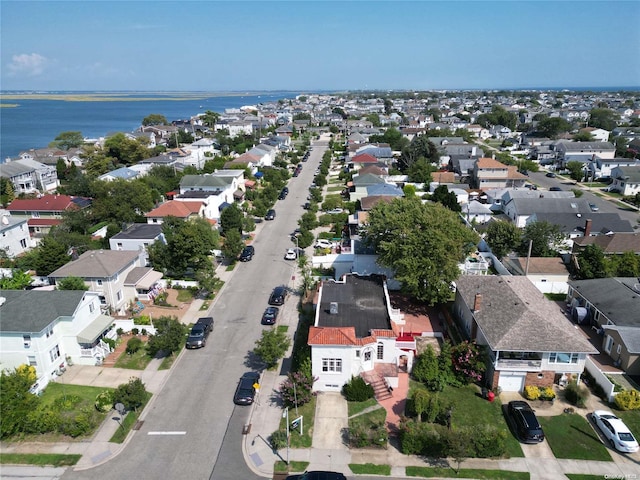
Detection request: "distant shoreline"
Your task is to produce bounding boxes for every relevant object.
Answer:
[0,92,275,102]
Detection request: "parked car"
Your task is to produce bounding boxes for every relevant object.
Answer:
[507,400,545,443]
[546,172,556,178]
[592,410,639,453]
[261,306,279,325]
[549,187,562,191]
[265,209,276,220]
[589,203,600,212]
[186,317,214,349]
[326,208,344,215]
[303,202,311,210]
[286,472,347,480]
[268,286,287,306]
[278,187,289,200]
[239,245,255,262]
[314,239,334,249]
[284,249,297,260]
[233,372,260,405]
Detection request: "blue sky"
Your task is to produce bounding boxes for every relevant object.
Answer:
[1,1,639,91]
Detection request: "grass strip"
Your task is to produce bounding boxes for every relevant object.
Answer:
[406,466,529,479]
[0,453,81,466]
[349,463,391,475]
[274,460,309,473]
[109,391,152,443]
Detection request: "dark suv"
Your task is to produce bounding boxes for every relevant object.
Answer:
[186,317,214,349]
[507,400,545,443]
[239,245,255,262]
[286,472,347,480]
[278,187,289,200]
[268,286,287,306]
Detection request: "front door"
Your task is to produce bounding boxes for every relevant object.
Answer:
[361,346,374,372]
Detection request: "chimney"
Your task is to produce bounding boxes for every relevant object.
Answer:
[473,293,482,312]
[584,219,592,237]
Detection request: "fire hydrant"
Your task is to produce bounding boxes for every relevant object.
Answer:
[487,390,495,402]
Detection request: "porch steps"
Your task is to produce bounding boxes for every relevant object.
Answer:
[362,372,392,401]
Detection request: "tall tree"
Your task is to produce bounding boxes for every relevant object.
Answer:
[220,203,244,235]
[0,365,41,439]
[537,117,572,138]
[398,135,438,172]
[566,161,586,182]
[485,221,521,258]
[201,110,220,128]
[614,251,640,277]
[588,108,619,131]
[57,276,89,290]
[576,244,610,279]
[50,131,84,150]
[0,177,15,206]
[518,221,564,257]
[147,316,186,356]
[430,185,461,212]
[32,236,70,276]
[91,178,155,224]
[142,114,169,126]
[103,133,149,165]
[364,197,478,304]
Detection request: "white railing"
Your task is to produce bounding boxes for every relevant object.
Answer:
[585,356,618,403]
[495,358,542,371]
[390,307,405,325]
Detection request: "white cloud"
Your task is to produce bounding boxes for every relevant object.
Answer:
[8,53,48,77]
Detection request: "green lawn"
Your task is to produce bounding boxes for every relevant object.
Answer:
[348,398,379,417]
[274,460,309,474]
[0,453,81,466]
[349,463,391,475]
[41,382,114,409]
[566,475,607,480]
[349,405,386,430]
[538,414,612,461]
[109,391,152,443]
[176,289,194,302]
[279,396,316,448]
[406,466,529,479]
[113,343,153,370]
[616,409,640,439]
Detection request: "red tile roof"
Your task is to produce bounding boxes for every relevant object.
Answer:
[476,157,507,169]
[145,200,203,218]
[352,153,378,164]
[27,218,61,227]
[308,326,358,346]
[7,194,79,212]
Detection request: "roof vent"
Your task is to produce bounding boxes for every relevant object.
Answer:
[329,302,339,315]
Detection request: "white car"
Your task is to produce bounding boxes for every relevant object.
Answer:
[314,239,334,249]
[326,208,344,215]
[284,249,297,260]
[592,410,639,453]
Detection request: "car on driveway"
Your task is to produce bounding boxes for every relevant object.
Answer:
[314,239,334,249]
[507,400,545,443]
[326,208,344,214]
[268,286,287,306]
[592,410,639,453]
[233,372,260,405]
[261,306,279,325]
[284,248,297,260]
[239,245,255,262]
[286,472,347,480]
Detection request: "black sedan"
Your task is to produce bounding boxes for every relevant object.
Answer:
[233,372,260,406]
[268,286,287,306]
[239,245,255,262]
[506,400,545,443]
[261,306,279,325]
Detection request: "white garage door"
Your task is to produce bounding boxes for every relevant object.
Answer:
[498,372,526,392]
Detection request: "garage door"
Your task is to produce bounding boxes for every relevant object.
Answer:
[498,372,526,392]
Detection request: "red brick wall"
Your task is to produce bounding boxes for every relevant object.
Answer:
[491,370,500,390]
[525,371,555,388]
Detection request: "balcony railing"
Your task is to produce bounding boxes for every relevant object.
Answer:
[495,358,542,371]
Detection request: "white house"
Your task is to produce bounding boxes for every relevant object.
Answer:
[0,158,59,194]
[610,166,640,196]
[109,223,165,266]
[0,290,114,392]
[0,214,31,257]
[307,274,416,392]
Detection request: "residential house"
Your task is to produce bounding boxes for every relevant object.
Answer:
[1,158,59,194]
[98,167,140,182]
[144,200,205,225]
[501,257,571,294]
[567,277,640,374]
[348,173,386,202]
[579,128,610,143]
[349,153,380,171]
[610,166,640,196]
[175,171,244,219]
[473,158,528,190]
[308,274,416,392]
[0,214,31,257]
[6,194,92,240]
[48,250,157,315]
[528,215,634,245]
[109,223,165,266]
[555,141,615,168]
[502,196,591,228]
[591,158,639,180]
[454,275,597,392]
[463,200,493,225]
[0,290,114,390]
[572,232,640,256]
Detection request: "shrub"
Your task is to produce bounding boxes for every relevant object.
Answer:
[539,386,556,401]
[103,337,116,350]
[24,409,61,434]
[524,385,540,400]
[113,377,147,412]
[349,419,388,448]
[134,315,151,326]
[614,389,640,411]
[94,391,114,412]
[279,370,316,408]
[126,337,143,355]
[269,429,288,450]
[59,408,98,437]
[52,394,82,411]
[342,376,374,402]
[399,420,444,456]
[116,328,124,335]
[467,425,507,458]
[564,380,590,408]
[131,328,140,336]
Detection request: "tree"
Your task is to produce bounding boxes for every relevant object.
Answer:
[519,221,564,257]
[112,377,147,412]
[566,161,586,182]
[365,113,381,127]
[588,108,619,131]
[364,198,478,304]
[485,221,521,258]
[407,158,436,184]
[0,269,33,289]
[398,135,438,172]
[537,117,572,138]
[142,114,168,126]
[32,236,70,276]
[146,316,186,356]
[430,185,461,212]
[613,251,640,277]
[103,133,149,165]
[220,203,244,235]
[0,365,41,438]
[201,110,220,128]
[195,262,218,294]
[50,131,84,150]
[91,179,155,224]
[0,177,15,206]
[476,105,517,130]
[411,345,445,391]
[573,131,594,142]
[57,276,88,290]
[253,328,290,369]
[576,244,610,279]
[221,229,244,262]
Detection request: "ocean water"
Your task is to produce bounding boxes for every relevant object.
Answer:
[0,91,298,161]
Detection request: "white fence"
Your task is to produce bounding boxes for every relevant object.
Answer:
[113,319,157,335]
[585,356,618,403]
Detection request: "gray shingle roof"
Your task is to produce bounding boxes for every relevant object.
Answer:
[0,290,86,333]
[533,212,634,235]
[180,174,229,189]
[568,277,640,327]
[49,250,140,279]
[456,275,597,353]
[508,197,592,216]
[602,326,640,354]
[110,224,163,241]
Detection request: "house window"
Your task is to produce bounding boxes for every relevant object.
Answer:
[377,343,384,360]
[549,352,579,364]
[605,336,614,354]
[89,302,95,313]
[116,290,122,301]
[28,356,37,367]
[49,345,60,363]
[117,243,123,250]
[355,350,360,358]
[97,279,103,286]
[617,345,622,355]
[20,239,27,248]
[23,335,31,348]
[364,351,372,361]
[321,358,342,373]
[45,327,53,338]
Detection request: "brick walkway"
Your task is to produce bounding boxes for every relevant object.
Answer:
[101,335,148,367]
